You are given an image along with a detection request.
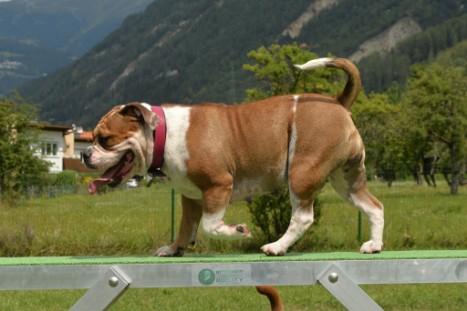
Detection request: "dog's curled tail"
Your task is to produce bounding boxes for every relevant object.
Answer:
[294,57,361,110]
[256,286,284,311]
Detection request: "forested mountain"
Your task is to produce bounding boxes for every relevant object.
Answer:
[0,38,70,94]
[359,14,467,92]
[0,0,154,95]
[17,0,467,127]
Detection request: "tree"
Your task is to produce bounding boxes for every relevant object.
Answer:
[242,43,344,102]
[352,93,401,184]
[0,94,50,204]
[400,63,466,194]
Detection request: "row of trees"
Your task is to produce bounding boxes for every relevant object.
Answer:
[0,94,50,204]
[242,42,466,194]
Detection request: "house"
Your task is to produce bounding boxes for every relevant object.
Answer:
[36,124,74,173]
[35,124,97,173]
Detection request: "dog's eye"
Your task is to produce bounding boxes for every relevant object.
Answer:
[98,136,111,147]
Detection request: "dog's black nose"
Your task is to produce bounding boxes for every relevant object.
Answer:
[82,148,95,168]
[83,147,93,160]
[83,148,98,169]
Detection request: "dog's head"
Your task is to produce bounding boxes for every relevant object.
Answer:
[84,103,158,194]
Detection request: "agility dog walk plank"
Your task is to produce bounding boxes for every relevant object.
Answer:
[0,250,466,311]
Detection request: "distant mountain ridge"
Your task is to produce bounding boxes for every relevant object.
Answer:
[0,0,154,54]
[349,17,423,63]
[0,0,154,95]
[16,0,467,127]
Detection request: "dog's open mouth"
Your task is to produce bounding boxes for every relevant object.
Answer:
[89,151,135,194]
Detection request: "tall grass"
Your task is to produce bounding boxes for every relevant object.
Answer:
[0,180,466,309]
[0,186,176,256]
[1,180,466,255]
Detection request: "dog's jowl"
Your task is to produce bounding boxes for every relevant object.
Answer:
[84,57,384,257]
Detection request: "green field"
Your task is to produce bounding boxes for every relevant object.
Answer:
[0,181,466,310]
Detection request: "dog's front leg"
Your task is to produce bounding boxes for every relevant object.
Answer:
[201,184,252,239]
[155,196,202,257]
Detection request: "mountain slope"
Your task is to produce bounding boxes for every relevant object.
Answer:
[18,0,467,127]
[0,0,153,54]
[0,38,70,93]
[0,0,154,95]
[358,13,467,92]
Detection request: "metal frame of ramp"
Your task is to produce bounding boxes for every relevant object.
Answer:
[0,250,466,310]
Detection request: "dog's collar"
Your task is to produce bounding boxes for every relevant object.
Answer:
[148,105,166,175]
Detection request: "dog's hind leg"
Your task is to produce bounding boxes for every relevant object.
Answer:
[261,155,330,256]
[330,164,384,253]
[201,183,252,239]
[261,184,316,256]
[155,195,202,256]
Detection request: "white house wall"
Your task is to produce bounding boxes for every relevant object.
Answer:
[36,130,65,173]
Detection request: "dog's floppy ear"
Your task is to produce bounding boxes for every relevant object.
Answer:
[120,102,159,130]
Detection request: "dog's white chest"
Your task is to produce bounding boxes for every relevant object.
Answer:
[161,106,203,200]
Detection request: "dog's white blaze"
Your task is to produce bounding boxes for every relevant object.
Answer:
[140,102,152,111]
[294,57,332,71]
[293,94,300,105]
[162,106,202,199]
[287,103,298,174]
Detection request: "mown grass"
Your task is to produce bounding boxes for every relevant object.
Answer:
[0,180,466,310]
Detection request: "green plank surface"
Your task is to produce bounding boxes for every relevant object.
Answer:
[0,250,466,266]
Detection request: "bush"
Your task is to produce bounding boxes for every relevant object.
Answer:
[53,170,79,186]
[247,188,322,242]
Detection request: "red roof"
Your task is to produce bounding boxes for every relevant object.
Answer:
[75,131,93,142]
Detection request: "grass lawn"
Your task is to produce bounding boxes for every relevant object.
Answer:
[0,180,466,310]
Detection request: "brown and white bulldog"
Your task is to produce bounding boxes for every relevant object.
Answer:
[83,57,384,257]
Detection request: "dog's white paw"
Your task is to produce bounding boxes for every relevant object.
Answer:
[230,223,252,238]
[155,245,185,257]
[360,240,383,254]
[204,222,252,239]
[261,242,286,256]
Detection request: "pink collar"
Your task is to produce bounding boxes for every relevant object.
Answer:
[149,106,166,174]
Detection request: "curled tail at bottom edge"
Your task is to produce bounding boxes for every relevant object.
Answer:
[256,286,284,311]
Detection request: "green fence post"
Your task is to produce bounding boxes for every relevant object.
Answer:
[171,188,175,243]
[357,210,362,242]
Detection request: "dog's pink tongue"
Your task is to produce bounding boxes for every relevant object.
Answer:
[88,178,110,194]
[87,151,133,194]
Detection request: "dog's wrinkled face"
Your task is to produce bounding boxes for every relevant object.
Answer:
[84,103,158,194]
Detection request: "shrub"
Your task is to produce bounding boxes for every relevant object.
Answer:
[53,170,79,186]
[247,188,322,242]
